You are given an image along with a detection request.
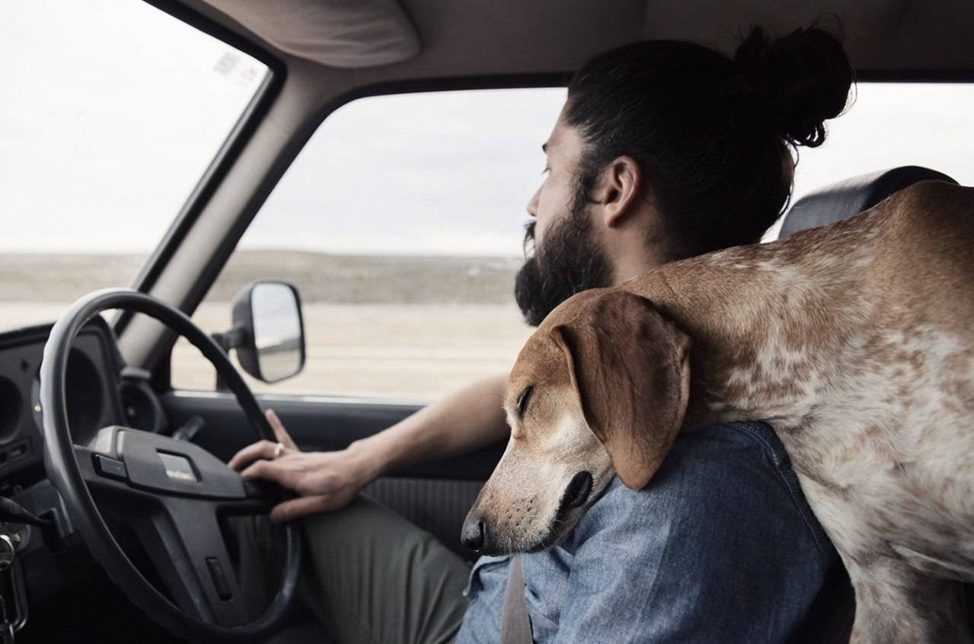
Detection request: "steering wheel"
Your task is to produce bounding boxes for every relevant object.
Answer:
[39,288,301,642]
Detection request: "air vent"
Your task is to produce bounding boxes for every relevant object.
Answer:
[120,381,166,433]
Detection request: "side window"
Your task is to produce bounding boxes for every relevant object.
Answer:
[171,88,566,399]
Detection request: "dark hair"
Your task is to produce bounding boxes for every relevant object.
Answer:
[564,26,854,259]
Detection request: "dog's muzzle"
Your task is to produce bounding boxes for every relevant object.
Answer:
[460,472,595,554]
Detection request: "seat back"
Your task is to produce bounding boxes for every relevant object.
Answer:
[778,166,958,239]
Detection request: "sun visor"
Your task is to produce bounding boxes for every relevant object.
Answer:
[203,0,421,68]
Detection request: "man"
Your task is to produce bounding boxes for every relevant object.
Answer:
[232,28,855,642]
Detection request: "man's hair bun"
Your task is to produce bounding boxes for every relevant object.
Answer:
[733,26,854,147]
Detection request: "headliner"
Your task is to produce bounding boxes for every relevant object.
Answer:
[182,0,974,83]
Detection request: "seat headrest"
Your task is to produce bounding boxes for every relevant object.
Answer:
[778,166,958,239]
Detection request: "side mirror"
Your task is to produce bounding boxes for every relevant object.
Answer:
[230,280,306,383]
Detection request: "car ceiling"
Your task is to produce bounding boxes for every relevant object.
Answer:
[185,0,973,84]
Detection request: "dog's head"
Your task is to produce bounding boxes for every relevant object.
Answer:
[461,289,692,554]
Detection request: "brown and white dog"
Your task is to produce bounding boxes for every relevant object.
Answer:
[462,181,974,642]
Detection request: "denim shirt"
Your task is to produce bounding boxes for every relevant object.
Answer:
[455,421,839,643]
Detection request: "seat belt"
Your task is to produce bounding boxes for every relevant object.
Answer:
[500,554,533,644]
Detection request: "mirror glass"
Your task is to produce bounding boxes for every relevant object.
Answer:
[250,282,303,382]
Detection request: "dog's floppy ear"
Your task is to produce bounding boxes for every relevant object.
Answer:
[552,291,691,490]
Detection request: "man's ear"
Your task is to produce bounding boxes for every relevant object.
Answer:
[592,155,643,229]
[551,291,691,490]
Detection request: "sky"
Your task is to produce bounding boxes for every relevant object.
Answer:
[2,0,973,257]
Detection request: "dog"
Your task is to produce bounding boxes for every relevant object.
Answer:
[462,180,974,642]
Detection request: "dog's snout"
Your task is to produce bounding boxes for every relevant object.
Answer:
[461,517,487,552]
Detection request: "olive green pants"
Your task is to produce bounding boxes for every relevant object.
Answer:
[298,497,471,644]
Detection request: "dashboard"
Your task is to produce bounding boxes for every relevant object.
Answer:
[0,317,190,638]
[0,317,174,607]
[0,317,168,491]
[0,318,125,489]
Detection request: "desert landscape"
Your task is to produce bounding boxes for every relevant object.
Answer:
[0,251,534,400]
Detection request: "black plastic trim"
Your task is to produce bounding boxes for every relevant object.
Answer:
[855,69,974,82]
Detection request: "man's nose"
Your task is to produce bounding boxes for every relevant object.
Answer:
[460,514,490,552]
[526,185,540,218]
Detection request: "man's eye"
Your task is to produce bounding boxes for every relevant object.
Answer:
[541,166,550,176]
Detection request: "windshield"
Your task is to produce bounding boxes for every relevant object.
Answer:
[0,0,269,331]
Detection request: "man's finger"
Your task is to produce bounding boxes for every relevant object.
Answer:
[265,409,298,450]
[228,439,279,471]
[241,459,293,488]
[269,495,334,523]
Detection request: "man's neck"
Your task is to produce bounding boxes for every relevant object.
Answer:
[610,246,667,287]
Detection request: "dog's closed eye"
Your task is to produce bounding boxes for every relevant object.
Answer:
[516,385,534,419]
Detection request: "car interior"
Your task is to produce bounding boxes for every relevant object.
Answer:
[2,0,973,641]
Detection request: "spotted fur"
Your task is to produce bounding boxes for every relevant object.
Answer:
[621,181,974,643]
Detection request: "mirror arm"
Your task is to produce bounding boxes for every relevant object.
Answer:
[210,326,248,392]
[211,326,248,353]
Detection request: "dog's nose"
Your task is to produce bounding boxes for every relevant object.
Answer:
[460,517,487,552]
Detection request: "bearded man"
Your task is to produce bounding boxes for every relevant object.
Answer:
[232,28,856,643]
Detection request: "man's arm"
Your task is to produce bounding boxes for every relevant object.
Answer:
[356,373,510,475]
[544,423,838,642]
[229,374,510,521]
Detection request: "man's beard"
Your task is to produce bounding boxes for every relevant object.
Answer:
[514,192,614,327]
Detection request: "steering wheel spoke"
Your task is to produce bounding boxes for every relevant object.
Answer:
[133,498,249,627]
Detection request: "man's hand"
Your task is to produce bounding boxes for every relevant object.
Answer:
[228,410,373,522]
[227,375,510,522]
